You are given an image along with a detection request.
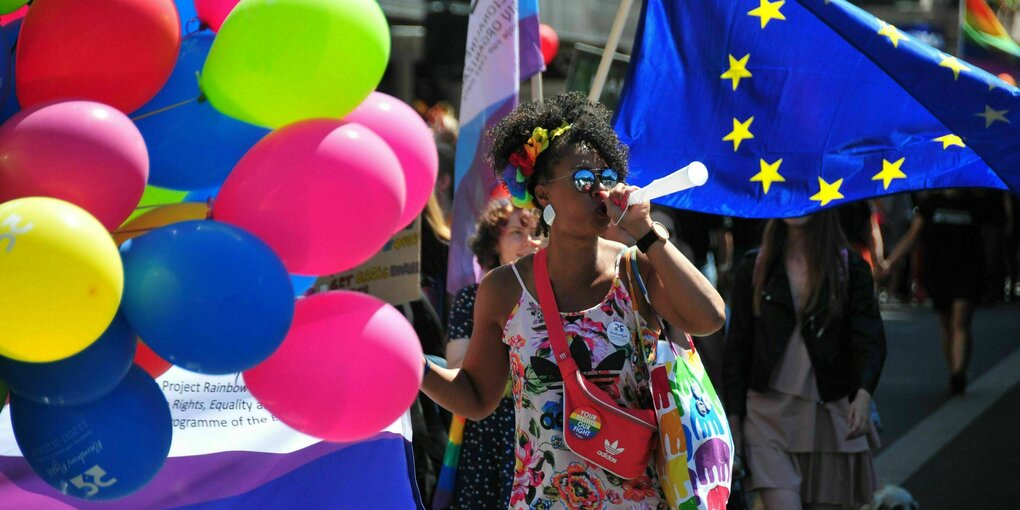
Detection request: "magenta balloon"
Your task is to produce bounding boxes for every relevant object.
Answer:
[342,92,438,231]
[244,291,423,442]
[194,0,240,31]
[0,100,148,231]
[214,121,405,275]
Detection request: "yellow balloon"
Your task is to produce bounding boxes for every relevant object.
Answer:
[113,202,210,246]
[0,197,123,362]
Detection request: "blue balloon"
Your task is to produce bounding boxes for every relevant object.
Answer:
[0,314,135,406]
[175,0,200,34]
[183,185,220,204]
[0,14,20,44]
[120,220,294,374]
[134,32,269,190]
[0,21,17,124]
[290,274,317,297]
[11,366,172,501]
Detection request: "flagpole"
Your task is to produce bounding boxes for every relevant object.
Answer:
[589,0,633,102]
[531,73,544,102]
[957,0,966,56]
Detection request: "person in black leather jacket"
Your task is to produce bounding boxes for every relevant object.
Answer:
[723,210,886,509]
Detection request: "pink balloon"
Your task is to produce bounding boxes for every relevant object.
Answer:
[0,5,26,26]
[244,291,423,442]
[0,100,148,231]
[214,120,405,275]
[342,92,438,231]
[194,0,240,32]
[15,0,180,114]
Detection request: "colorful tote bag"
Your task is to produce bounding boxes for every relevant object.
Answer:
[624,248,734,510]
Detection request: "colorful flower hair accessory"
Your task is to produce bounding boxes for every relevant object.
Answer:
[501,121,571,208]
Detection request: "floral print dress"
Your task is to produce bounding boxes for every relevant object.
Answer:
[504,258,666,510]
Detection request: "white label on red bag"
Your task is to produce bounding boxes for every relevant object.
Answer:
[607,321,631,346]
[568,407,602,440]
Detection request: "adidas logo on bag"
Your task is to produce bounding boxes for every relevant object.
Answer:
[597,439,625,463]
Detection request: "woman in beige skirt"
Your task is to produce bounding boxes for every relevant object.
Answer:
[724,210,886,509]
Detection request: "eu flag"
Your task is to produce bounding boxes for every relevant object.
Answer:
[798,0,1020,197]
[614,0,1012,218]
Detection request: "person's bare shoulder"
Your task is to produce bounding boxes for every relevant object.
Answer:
[475,257,530,328]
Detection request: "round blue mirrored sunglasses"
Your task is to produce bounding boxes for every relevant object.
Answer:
[544,168,622,193]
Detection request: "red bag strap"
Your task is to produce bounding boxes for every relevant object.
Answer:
[533,249,579,375]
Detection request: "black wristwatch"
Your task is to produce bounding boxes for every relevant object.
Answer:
[636,221,670,253]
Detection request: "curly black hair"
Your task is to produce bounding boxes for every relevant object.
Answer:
[486,92,629,214]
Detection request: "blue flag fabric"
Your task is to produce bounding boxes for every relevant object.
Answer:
[797,0,1020,197]
[614,0,1010,218]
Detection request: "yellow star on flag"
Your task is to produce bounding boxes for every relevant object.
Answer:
[871,157,906,190]
[877,22,906,48]
[723,116,755,151]
[809,176,844,206]
[933,134,965,149]
[721,54,752,91]
[938,54,970,80]
[748,0,786,29]
[750,158,785,194]
[975,105,1010,128]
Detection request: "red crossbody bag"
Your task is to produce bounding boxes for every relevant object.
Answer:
[533,249,657,479]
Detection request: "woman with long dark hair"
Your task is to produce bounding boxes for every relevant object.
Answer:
[724,210,886,510]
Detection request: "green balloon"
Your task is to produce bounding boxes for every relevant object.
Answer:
[200,0,390,128]
[0,0,28,15]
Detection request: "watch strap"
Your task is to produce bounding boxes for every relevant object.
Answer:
[636,226,660,253]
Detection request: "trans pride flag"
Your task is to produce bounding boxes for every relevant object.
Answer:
[0,368,422,509]
[447,0,544,296]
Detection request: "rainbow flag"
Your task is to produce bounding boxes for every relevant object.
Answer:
[430,415,466,509]
[962,0,1020,57]
[0,368,423,509]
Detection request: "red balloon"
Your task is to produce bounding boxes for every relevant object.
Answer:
[997,73,1017,87]
[16,0,180,113]
[539,23,559,66]
[134,339,172,379]
[194,0,240,32]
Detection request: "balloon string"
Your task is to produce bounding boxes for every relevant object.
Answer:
[115,226,162,236]
[130,201,212,213]
[131,202,181,212]
[130,97,198,121]
[185,17,207,35]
